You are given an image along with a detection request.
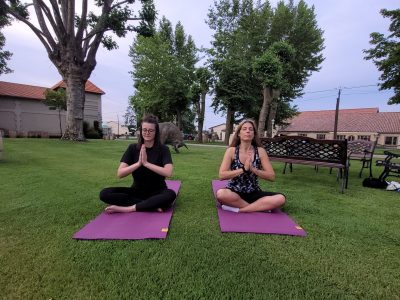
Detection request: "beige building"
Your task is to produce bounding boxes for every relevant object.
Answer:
[106,121,129,137]
[0,80,104,137]
[278,108,400,148]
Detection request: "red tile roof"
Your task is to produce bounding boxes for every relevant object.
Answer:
[51,80,105,95]
[0,81,47,100]
[280,108,400,134]
[0,80,104,101]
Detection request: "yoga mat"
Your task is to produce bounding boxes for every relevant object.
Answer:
[212,180,307,236]
[73,180,181,240]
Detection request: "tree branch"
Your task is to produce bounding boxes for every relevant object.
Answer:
[48,0,66,35]
[4,4,52,54]
[32,0,57,49]
[111,0,131,10]
[36,0,62,38]
[76,0,88,41]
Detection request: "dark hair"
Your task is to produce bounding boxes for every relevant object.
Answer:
[229,119,262,147]
[138,114,161,148]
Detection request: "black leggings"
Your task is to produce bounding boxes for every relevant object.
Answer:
[99,187,176,212]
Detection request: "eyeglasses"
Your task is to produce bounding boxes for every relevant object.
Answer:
[142,128,155,134]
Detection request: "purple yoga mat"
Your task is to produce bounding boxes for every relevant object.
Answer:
[212,180,307,236]
[73,180,181,240]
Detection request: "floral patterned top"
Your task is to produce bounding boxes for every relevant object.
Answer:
[227,145,262,193]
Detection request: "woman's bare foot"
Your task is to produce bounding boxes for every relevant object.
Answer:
[105,205,135,213]
[157,208,163,213]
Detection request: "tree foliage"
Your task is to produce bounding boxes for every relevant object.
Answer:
[43,88,67,136]
[364,8,400,104]
[129,17,198,129]
[0,4,12,75]
[207,0,324,141]
[1,0,156,140]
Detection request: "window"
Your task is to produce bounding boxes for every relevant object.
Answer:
[385,136,398,145]
[337,135,346,140]
[348,135,355,141]
[357,135,370,141]
[298,133,307,137]
[316,134,326,140]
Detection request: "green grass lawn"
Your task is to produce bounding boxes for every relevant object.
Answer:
[1,139,399,299]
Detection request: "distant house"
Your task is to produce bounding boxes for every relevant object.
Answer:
[278,108,400,148]
[0,80,104,137]
[105,121,129,137]
[209,123,238,142]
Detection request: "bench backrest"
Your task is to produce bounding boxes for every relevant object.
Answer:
[348,140,376,159]
[260,136,348,165]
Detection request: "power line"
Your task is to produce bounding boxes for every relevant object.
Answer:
[303,83,379,95]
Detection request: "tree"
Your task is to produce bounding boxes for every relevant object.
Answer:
[191,66,213,143]
[364,8,400,104]
[124,104,136,135]
[0,5,12,75]
[43,88,67,136]
[1,0,156,140]
[130,17,198,129]
[207,0,324,142]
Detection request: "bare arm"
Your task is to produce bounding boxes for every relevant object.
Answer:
[250,147,276,181]
[219,147,245,180]
[117,161,141,179]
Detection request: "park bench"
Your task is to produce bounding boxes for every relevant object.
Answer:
[260,136,349,193]
[376,151,400,181]
[347,140,376,178]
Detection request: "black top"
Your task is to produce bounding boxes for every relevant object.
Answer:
[120,144,173,191]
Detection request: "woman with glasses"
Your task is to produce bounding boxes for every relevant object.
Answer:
[99,114,176,213]
[216,119,285,213]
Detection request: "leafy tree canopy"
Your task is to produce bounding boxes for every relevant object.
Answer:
[364,8,400,104]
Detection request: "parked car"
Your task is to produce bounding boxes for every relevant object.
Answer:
[184,133,195,140]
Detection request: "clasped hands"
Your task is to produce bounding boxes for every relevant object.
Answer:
[137,144,150,168]
[243,150,257,174]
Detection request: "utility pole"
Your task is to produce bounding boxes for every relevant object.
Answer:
[117,114,120,137]
[333,88,341,139]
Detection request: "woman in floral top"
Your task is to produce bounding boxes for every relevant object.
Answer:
[216,119,285,213]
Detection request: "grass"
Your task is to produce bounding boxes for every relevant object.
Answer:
[1,139,399,299]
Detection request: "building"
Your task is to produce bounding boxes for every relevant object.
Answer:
[278,108,400,148]
[105,121,129,137]
[209,123,238,142]
[0,80,104,137]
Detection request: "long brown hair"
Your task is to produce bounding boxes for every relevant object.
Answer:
[229,119,262,147]
[137,114,161,148]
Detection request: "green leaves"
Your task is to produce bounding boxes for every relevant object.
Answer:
[364,9,400,104]
[129,18,198,124]
[43,89,67,111]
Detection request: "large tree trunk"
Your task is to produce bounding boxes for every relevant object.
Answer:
[196,92,206,143]
[258,86,272,137]
[224,106,234,145]
[176,110,182,131]
[266,98,278,137]
[62,73,86,141]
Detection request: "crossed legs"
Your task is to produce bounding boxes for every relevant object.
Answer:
[99,187,176,213]
[216,188,285,213]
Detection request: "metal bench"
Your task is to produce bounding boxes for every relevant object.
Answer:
[376,151,400,181]
[347,140,376,178]
[260,136,349,193]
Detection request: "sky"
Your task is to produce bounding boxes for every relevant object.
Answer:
[1,0,399,130]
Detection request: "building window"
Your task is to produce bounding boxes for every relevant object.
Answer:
[357,135,370,141]
[337,135,346,140]
[348,135,355,141]
[385,136,398,145]
[316,134,326,140]
[298,133,307,137]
